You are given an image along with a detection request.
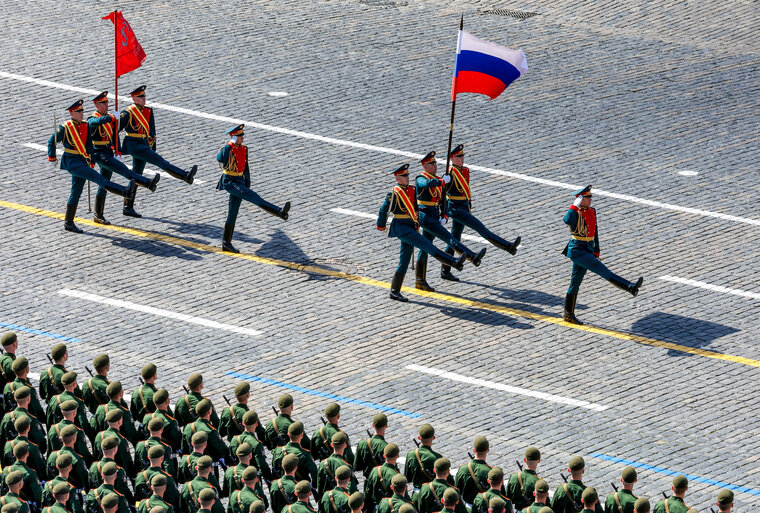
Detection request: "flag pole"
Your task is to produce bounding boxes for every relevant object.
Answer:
[113,10,120,157]
[441,14,463,218]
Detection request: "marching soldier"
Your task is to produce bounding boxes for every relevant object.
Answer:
[88,91,160,224]
[87,437,133,503]
[604,467,638,513]
[144,389,182,452]
[47,100,136,233]
[377,164,467,302]
[318,466,353,513]
[1,387,47,453]
[562,186,643,324]
[715,490,733,513]
[348,493,364,513]
[454,436,493,507]
[289,481,318,513]
[3,443,43,506]
[216,125,290,253]
[82,355,111,415]
[178,431,208,484]
[550,457,602,513]
[43,483,73,513]
[222,444,265,500]
[354,414,389,479]
[404,424,443,491]
[2,472,32,513]
[440,145,520,282]
[41,454,84,513]
[134,446,180,510]
[45,373,89,436]
[198,489,220,513]
[84,462,130,513]
[472,468,512,513]
[131,364,160,421]
[38,344,75,403]
[265,394,311,451]
[652,476,690,513]
[92,410,134,476]
[581,488,600,513]
[219,383,251,441]
[271,422,317,487]
[176,374,219,429]
[414,152,486,291]
[117,85,197,218]
[311,403,354,465]
[524,479,551,513]
[269,454,299,513]
[4,416,46,478]
[136,474,175,513]
[316,433,358,499]
[134,417,177,478]
[0,333,18,393]
[46,425,89,490]
[363,443,401,512]
[96,492,130,513]
[375,474,413,513]
[634,498,650,513]
[91,382,139,447]
[506,447,542,511]
[229,411,271,483]
[4,358,45,422]
[414,458,464,513]
[436,489,462,513]
[178,456,222,513]
[181,400,230,463]
[227,466,265,513]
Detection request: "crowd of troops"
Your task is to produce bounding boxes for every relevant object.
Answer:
[0,332,737,513]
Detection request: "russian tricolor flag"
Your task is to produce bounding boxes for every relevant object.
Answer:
[451,30,528,101]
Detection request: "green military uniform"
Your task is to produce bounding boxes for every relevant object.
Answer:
[0,406,45,452]
[48,418,93,464]
[94,428,133,476]
[0,342,16,395]
[0,492,30,513]
[264,413,295,451]
[404,445,441,490]
[85,483,130,513]
[180,475,223,513]
[415,478,466,513]
[88,458,133,503]
[286,500,317,513]
[272,441,318,485]
[526,501,551,513]
[4,375,45,424]
[137,494,174,513]
[454,459,491,506]
[354,435,387,479]
[319,486,351,513]
[551,481,603,513]
[143,404,182,452]
[38,365,72,405]
[316,454,358,499]
[472,490,512,513]
[229,431,272,482]
[182,418,230,462]
[377,493,414,513]
[222,463,265,504]
[178,451,204,484]
[131,383,158,421]
[506,469,540,510]
[228,484,265,513]
[46,447,89,491]
[41,477,84,513]
[311,405,353,465]
[135,436,177,478]
[135,468,180,509]
[4,435,46,479]
[363,463,400,512]
[270,475,298,513]
[82,376,110,416]
[2,462,42,507]
[45,389,89,433]
[92,400,139,447]
[42,503,69,513]
[175,392,219,429]
[218,402,249,442]
[605,490,637,513]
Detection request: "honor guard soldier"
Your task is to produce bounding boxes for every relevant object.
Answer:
[118,85,197,218]
[131,364,160,421]
[227,466,266,513]
[176,374,219,429]
[82,355,111,415]
[454,437,494,508]
[178,456,222,513]
[136,474,175,513]
[506,447,542,511]
[354,414,389,479]
[91,381,139,447]
[414,458,464,513]
[223,443,267,501]
[377,164,467,302]
[319,465,353,513]
[219,382,251,441]
[42,454,84,513]
[472,468,512,513]
[634,498,650,513]
[48,100,137,233]
[562,186,643,324]
[39,344,75,403]
[89,91,160,224]
[230,412,271,481]
[271,422,318,486]
[48,400,92,465]
[652,476,690,513]
[135,417,177,478]
[265,394,311,452]
[88,436,133,502]
[440,145,520,281]
[1,497,24,513]
[216,125,290,253]
[404,424,444,491]
[4,416,46,478]
[604,467,637,513]
[551,457,602,513]
[43,482,73,513]
[414,152,486,291]
[1,387,47,453]
[4,358,45,424]
[376,474,413,513]
[523,478,551,513]
[489,498,508,513]
[290,481,318,513]
[144,388,182,452]
[3,472,32,513]
[715,490,733,513]
[46,372,89,435]
[3,443,43,505]
[363,443,401,513]
[85,461,130,513]
[316,433,358,499]
[270,454,299,513]
[135,446,180,510]
[93,410,134,476]
[311,403,354,465]
[0,333,18,394]
[178,431,207,484]
[182,399,230,463]
[47,425,89,490]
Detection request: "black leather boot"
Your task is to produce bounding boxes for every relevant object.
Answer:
[279,201,290,221]
[611,276,644,297]
[415,261,434,292]
[507,236,521,256]
[147,173,160,192]
[222,223,239,253]
[563,293,582,324]
[64,204,83,233]
[93,194,110,225]
[389,272,408,302]
[184,165,198,185]
[453,253,467,272]
[470,247,487,267]
[440,248,459,282]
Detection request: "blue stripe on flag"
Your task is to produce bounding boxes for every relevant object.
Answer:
[454,50,521,87]
[226,371,421,418]
[0,321,81,342]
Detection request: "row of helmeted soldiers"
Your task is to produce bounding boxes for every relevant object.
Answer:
[0,332,735,513]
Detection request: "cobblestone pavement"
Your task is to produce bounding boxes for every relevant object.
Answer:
[0,0,759,509]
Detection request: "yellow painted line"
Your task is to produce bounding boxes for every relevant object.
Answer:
[3,199,758,368]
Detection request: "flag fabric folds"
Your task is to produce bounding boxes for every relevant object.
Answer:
[451,30,528,100]
[102,11,146,77]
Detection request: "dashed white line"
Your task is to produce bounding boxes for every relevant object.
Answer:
[407,364,609,412]
[330,208,490,244]
[58,289,262,337]
[659,275,760,300]
[3,71,759,227]
[267,92,289,97]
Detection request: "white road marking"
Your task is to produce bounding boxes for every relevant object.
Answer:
[267,92,289,97]
[4,70,759,227]
[22,142,205,184]
[659,275,760,300]
[330,208,490,244]
[407,364,609,412]
[678,170,699,176]
[58,289,262,336]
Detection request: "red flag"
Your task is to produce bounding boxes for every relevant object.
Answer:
[102,11,146,77]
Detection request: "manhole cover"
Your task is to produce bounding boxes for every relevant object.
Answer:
[479,8,539,20]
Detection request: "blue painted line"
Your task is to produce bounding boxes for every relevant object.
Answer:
[226,371,421,418]
[0,322,80,343]
[591,453,760,496]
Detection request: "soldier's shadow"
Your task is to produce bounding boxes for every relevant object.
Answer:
[142,217,264,245]
[630,312,739,356]
[450,280,586,315]
[408,299,534,329]
[80,230,204,261]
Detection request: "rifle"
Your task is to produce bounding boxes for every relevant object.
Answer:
[468,452,474,460]
[183,385,190,394]
[139,377,144,385]
[516,460,523,471]
[320,416,327,425]
[662,492,669,499]
[272,406,279,416]
[46,354,54,365]
[560,473,583,512]
[85,366,94,376]
[366,429,372,438]
[413,439,420,448]
[611,482,618,493]
[223,395,232,406]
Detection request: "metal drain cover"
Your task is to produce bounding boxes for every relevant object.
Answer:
[479,8,539,20]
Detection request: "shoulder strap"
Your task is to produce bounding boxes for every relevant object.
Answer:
[365,438,376,464]
[272,418,281,436]
[329,491,339,513]
[468,462,485,492]
[664,498,670,513]
[517,471,525,496]
[428,483,440,502]
[613,492,623,513]
[188,482,198,505]
[378,466,390,495]
[319,427,327,444]
[236,490,243,511]
[94,489,101,505]
[388,498,395,513]
[230,407,243,433]
[277,480,291,505]
[414,449,433,481]
[138,388,147,410]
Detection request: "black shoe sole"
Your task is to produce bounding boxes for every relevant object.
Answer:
[64,224,83,234]
[440,272,460,282]
[389,293,408,302]
[508,236,521,255]
[563,315,583,325]
[93,217,111,225]
[123,210,142,218]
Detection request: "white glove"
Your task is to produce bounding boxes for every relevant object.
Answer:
[440,217,447,226]
[49,160,58,169]
[442,174,451,184]
[573,196,583,207]
[114,154,122,161]
[229,137,238,144]
[112,110,120,120]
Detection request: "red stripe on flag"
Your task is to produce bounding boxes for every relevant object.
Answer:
[102,11,146,77]
[452,71,506,100]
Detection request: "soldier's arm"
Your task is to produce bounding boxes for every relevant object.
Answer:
[217,143,231,164]
[377,192,392,230]
[47,125,63,161]
[563,207,579,227]
[243,161,251,188]
[148,109,156,139]
[254,444,273,482]
[117,110,129,131]
[593,224,600,256]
